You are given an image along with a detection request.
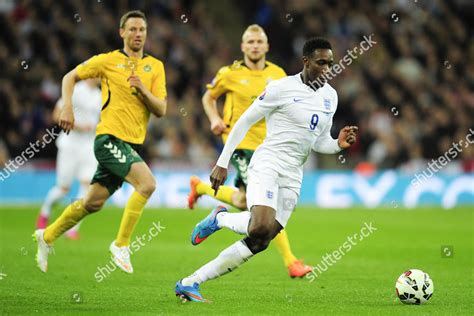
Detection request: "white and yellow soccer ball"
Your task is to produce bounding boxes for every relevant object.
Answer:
[395,269,434,305]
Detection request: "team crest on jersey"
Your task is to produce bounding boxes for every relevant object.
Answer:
[266,190,273,199]
[231,60,242,70]
[144,64,152,72]
[259,90,266,100]
[324,98,331,110]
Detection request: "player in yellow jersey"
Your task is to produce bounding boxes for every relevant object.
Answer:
[188,25,312,278]
[33,10,167,274]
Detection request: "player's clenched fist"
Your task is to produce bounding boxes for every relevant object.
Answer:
[210,165,228,195]
[210,117,226,136]
[337,126,358,149]
[128,74,145,94]
[59,106,75,135]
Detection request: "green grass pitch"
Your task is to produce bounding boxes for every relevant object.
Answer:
[0,205,472,315]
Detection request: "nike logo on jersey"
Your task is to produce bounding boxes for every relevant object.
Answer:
[293,98,304,102]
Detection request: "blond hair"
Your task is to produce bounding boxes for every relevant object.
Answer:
[241,24,267,42]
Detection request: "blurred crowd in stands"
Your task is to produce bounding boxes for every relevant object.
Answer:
[1,0,473,172]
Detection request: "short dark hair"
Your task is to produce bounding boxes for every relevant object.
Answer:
[303,37,332,57]
[120,10,147,28]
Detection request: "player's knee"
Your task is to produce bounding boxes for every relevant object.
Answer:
[248,222,272,240]
[254,239,271,253]
[83,198,105,213]
[137,178,156,197]
[244,237,271,254]
[233,193,247,210]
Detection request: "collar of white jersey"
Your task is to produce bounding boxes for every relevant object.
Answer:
[297,72,327,92]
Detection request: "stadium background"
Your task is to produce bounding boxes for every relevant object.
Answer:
[0,0,473,207]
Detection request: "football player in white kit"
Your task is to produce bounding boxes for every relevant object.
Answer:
[175,38,358,302]
[36,79,101,240]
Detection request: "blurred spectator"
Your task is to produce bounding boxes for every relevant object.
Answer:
[0,139,9,167]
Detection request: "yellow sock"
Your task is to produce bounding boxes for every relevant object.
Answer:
[196,182,235,205]
[273,229,297,267]
[116,191,148,247]
[44,200,89,244]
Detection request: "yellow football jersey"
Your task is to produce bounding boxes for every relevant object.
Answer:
[206,60,286,150]
[76,49,166,144]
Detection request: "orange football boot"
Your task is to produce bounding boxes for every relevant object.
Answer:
[288,259,313,278]
[188,176,202,209]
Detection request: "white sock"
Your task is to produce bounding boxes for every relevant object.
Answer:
[216,211,251,235]
[181,240,253,286]
[40,186,67,216]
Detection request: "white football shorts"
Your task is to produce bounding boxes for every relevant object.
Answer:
[246,167,299,227]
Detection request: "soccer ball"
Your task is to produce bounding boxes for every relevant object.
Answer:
[395,269,434,304]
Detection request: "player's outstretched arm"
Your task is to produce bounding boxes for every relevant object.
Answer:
[53,98,93,133]
[312,117,341,154]
[202,90,226,136]
[312,119,358,153]
[210,106,264,193]
[59,69,81,134]
[216,107,264,168]
[140,90,167,118]
[212,82,280,193]
[52,98,63,123]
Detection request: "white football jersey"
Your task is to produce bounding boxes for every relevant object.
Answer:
[217,73,341,190]
[56,81,101,148]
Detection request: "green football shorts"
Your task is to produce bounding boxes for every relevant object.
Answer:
[91,134,143,195]
[230,149,254,190]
